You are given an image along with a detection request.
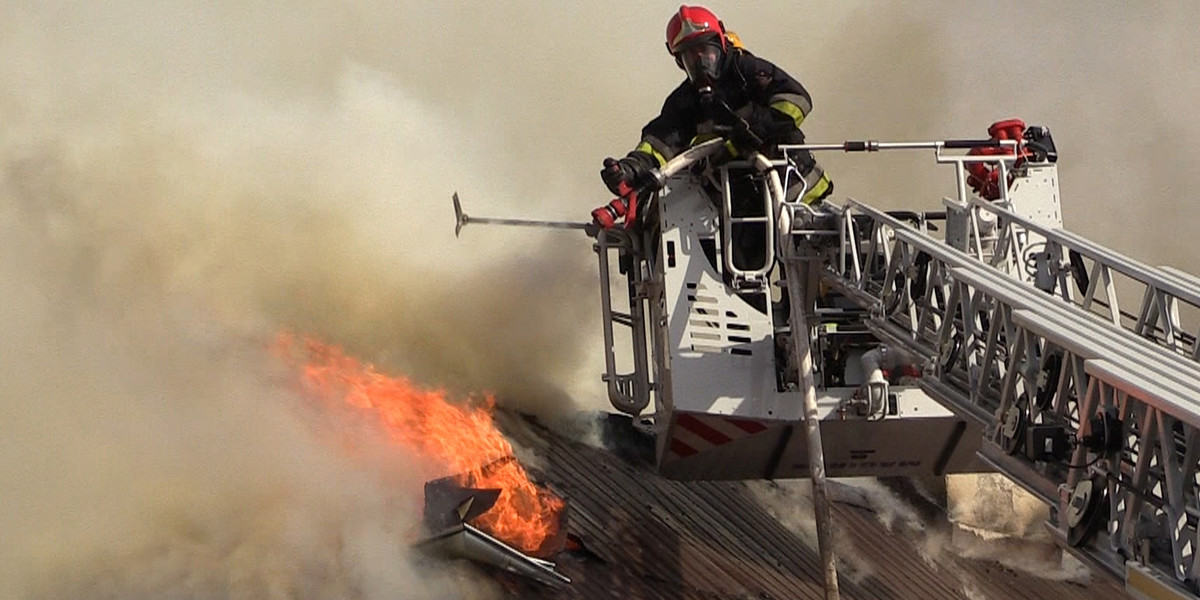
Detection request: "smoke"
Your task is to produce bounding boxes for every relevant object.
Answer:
[946,474,1092,583]
[947,474,1045,538]
[751,477,1090,592]
[0,248,492,598]
[2,1,1196,598]
[747,480,881,584]
[786,2,1200,270]
[0,1,605,418]
[0,1,602,598]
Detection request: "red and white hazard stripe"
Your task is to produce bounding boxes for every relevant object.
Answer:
[668,412,768,459]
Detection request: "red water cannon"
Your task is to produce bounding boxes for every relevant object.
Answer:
[965,118,1029,200]
[963,119,1058,200]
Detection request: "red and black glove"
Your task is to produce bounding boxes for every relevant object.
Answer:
[595,152,662,230]
[600,156,648,196]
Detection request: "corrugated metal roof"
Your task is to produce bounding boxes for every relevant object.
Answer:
[484,413,1126,600]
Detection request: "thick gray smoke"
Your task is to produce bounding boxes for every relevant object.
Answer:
[2,1,1196,598]
[0,2,600,598]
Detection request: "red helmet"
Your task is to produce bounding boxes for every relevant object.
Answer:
[665,5,726,56]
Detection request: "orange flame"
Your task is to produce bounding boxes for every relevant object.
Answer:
[279,335,563,553]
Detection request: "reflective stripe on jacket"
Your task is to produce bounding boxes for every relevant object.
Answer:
[626,49,831,204]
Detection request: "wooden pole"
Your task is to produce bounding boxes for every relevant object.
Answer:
[784,258,840,600]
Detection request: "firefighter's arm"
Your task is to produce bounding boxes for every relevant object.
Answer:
[746,55,814,131]
[630,85,696,169]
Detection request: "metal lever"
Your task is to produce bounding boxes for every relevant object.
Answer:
[452,192,592,237]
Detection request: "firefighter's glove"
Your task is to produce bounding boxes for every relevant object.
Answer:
[730,121,764,154]
[601,157,646,196]
[730,105,775,155]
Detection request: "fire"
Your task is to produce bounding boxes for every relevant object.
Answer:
[278,334,563,553]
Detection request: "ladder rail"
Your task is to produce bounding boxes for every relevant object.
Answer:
[825,198,1200,592]
[967,197,1200,359]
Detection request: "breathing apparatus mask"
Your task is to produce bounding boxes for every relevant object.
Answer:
[676,37,724,89]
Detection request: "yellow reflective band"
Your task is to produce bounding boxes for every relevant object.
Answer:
[801,174,831,205]
[769,100,807,128]
[724,139,739,157]
[634,141,668,168]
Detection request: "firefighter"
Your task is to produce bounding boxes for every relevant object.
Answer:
[600,5,833,210]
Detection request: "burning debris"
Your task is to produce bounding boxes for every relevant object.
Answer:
[421,457,568,557]
[276,334,569,584]
[419,464,571,587]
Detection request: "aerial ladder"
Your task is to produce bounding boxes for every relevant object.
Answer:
[452,120,1200,599]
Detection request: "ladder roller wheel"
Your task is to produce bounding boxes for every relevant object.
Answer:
[938,334,962,374]
[885,275,908,316]
[998,394,1028,455]
[1065,475,1108,547]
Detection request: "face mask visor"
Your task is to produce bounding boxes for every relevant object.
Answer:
[678,39,722,87]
